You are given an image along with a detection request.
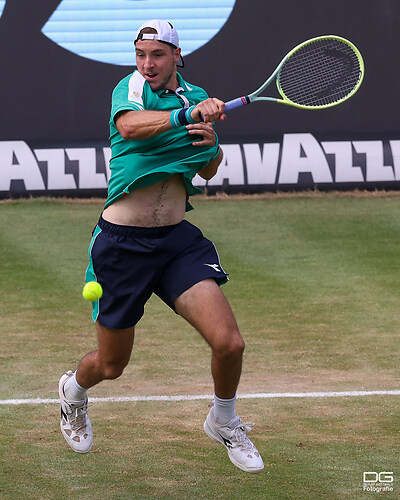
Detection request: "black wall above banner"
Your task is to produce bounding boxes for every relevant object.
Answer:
[0,0,399,198]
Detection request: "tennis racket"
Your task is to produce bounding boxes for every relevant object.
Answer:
[225,35,364,112]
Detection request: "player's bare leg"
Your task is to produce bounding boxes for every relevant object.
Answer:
[174,279,244,399]
[174,279,264,473]
[59,324,135,453]
[76,323,135,388]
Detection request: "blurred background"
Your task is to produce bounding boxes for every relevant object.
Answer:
[0,0,399,197]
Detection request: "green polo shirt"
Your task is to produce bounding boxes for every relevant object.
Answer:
[105,71,219,210]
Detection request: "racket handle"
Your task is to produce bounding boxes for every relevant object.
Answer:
[224,96,250,113]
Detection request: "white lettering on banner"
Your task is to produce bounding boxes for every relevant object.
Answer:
[34,149,76,190]
[206,144,244,186]
[103,147,112,182]
[279,134,333,184]
[322,141,364,182]
[66,148,107,189]
[1,137,400,196]
[192,172,206,187]
[353,141,394,182]
[243,143,280,184]
[390,141,400,180]
[0,141,45,190]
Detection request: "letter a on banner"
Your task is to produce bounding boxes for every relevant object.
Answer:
[0,141,45,191]
[279,134,333,184]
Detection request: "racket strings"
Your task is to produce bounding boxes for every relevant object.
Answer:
[278,39,362,107]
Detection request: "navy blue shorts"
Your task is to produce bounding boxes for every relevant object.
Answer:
[85,216,229,329]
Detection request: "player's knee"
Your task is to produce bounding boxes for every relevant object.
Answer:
[230,335,245,358]
[214,331,245,360]
[100,361,127,380]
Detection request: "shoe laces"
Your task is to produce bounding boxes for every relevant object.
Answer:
[232,420,255,452]
[64,400,91,433]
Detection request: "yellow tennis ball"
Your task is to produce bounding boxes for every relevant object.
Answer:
[82,281,103,301]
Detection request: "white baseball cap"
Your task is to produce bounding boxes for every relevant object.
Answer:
[133,20,184,67]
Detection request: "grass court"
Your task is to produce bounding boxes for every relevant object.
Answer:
[0,192,399,499]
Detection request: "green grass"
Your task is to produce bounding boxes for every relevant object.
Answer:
[0,193,400,499]
[0,398,397,500]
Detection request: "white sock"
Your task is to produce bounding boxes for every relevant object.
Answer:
[64,371,88,401]
[213,394,237,425]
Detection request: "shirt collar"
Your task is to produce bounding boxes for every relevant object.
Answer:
[177,72,193,91]
[155,72,193,96]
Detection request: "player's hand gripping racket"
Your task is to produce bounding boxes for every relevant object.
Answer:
[225,35,364,112]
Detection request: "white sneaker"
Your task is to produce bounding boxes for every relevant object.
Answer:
[204,404,264,473]
[59,371,93,453]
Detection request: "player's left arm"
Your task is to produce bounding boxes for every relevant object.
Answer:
[187,121,223,180]
[197,147,223,180]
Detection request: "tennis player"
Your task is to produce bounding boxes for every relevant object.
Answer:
[58,19,263,474]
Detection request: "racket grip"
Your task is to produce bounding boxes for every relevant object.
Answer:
[224,96,250,113]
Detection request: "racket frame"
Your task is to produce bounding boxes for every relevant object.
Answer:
[225,35,365,112]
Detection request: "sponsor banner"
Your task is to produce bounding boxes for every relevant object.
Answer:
[1,134,400,199]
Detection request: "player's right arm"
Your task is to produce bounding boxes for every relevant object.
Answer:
[115,110,173,140]
[115,98,226,140]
